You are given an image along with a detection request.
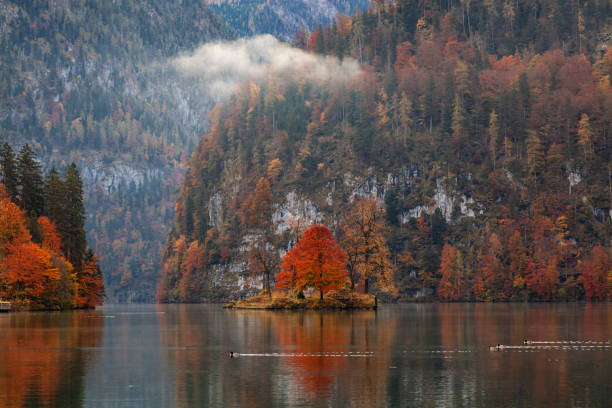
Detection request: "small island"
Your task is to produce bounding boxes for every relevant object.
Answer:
[226,225,385,311]
[226,291,377,310]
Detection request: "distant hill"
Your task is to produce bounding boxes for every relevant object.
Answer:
[0,0,232,302]
[159,0,612,302]
[208,0,370,41]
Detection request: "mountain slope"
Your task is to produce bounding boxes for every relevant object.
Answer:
[208,0,370,41]
[0,0,233,302]
[160,1,612,302]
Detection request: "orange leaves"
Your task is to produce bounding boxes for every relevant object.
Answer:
[340,197,392,294]
[38,216,62,253]
[0,184,103,309]
[2,242,59,301]
[77,253,104,308]
[179,241,206,302]
[479,54,525,99]
[579,246,612,301]
[437,243,466,301]
[0,194,31,252]
[276,245,299,292]
[246,177,273,229]
[276,225,347,299]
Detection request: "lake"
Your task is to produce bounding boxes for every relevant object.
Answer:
[0,304,610,407]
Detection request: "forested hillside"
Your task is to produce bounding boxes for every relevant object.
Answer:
[0,0,233,301]
[208,0,370,41]
[160,0,612,302]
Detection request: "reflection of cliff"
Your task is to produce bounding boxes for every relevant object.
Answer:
[0,311,103,408]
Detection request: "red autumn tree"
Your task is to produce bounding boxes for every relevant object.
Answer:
[437,243,466,301]
[2,242,60,305]
[76,251,104,308]
[37,216,63,254]
[0,193,31,254]
[579,246,612,301]
[276,225,347,300]
[179,241,206,302]
[275,246,300,294]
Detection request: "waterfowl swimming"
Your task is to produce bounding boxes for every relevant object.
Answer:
[229,351,239,358]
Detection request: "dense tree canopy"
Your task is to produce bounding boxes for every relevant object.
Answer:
[161,0,612,302]
[0,145,103,309]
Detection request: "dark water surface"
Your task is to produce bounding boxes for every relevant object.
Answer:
[0,304,610,407]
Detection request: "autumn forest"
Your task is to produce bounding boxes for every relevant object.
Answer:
[160,0,612,303]
[0,143,103,310]
[1,1,611,307]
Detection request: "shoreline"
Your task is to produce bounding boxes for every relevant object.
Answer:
[225,293,378,310]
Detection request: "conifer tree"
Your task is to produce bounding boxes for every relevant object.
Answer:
[488,110,499,170]
[0,143,19,203]
[62,163,87,273]
[44,167,65,226]
[17,144,45,217]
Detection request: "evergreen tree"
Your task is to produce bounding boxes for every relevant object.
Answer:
[44,167,66,234]
[17,144,45,217]
[0,142,19,203]
[63,163,87,272]
[488,110,500,170]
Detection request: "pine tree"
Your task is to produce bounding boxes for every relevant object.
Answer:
[451,94,466,147]
[44,168,65,228]
[63,163,87,273]
[0,143,19,203]
[17,144,45,217]
[488,110,499,170]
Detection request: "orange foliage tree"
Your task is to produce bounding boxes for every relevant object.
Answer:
[77,250,105,308]
[0,184,102,309]
[340,198,392,294]
[579,246,612,301]
[275,225,347,299]
[2,242,60,306]
[437,243,466,301]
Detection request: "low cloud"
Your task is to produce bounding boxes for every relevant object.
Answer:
[172,35,361,99]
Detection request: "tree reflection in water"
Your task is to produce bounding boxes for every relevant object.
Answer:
[0,310,103,408]
[1,304,609,407]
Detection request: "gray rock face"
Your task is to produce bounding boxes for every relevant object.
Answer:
[209,0,371,41]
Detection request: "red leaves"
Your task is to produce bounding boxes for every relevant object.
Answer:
[77,253,104,308]
[38,216,62,254]
[3,242,59,299]
[0,185,103,309]
[275,225,347,298]
[579,246,612,301]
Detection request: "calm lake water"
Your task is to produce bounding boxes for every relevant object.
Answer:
[0,303,610,407]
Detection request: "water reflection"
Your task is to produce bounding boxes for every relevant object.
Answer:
[0,310,103,408]
[0,304,610,407]
[158,304,610,408]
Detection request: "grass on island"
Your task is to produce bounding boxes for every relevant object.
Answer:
[226,290,377,310]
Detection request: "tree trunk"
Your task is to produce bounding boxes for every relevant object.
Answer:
[364,278,369,295]
[265,272,271,298]
[320,289,323,300]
